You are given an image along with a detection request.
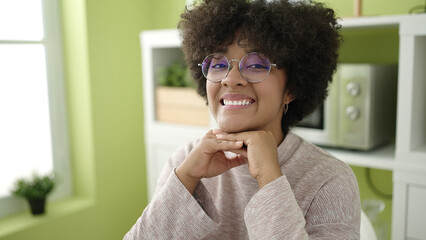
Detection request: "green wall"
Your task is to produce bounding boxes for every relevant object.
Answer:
[0,0,423,239]
[0,0,185,239]
[351,167,393,239]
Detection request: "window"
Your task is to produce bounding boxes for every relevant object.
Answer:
[0,0,71,218]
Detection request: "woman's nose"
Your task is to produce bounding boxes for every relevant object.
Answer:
[221,62,248,87]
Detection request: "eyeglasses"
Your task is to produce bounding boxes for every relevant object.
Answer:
[198,52,277,83]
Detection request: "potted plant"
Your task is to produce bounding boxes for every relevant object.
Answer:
[11,172,55,215]
[157,61,194,88]
[155,61,209,126]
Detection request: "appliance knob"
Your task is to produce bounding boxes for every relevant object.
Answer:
[345,106,360,120]
[346,82,361,96]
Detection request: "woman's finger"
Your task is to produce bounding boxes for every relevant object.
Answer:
[227,154,248,167]
[214,139,244,151]
[214,131,250,142]
[223,148,248,159]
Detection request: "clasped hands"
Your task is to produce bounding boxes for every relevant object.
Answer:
[175,129,283,194]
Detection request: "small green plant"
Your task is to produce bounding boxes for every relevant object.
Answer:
[157,61,194,88]
[12,172,55,201]
[11,172,56,215]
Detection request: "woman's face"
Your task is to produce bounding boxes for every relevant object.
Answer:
[206,39,293,142]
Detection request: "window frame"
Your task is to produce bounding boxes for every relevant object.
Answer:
[0,0,72,218]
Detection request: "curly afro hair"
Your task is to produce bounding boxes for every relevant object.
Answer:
[178,0,341,134]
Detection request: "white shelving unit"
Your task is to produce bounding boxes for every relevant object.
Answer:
[140,14,426,240]
[140,29,212,199]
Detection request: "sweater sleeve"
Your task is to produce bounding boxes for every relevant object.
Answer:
[244,167,360,240]
[304,167,361,239]
[244,175,309,240]
[123,142,220,240]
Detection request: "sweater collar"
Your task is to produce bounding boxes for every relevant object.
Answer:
[277,131,302,166]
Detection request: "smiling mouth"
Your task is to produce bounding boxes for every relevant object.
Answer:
[221,99,255,106]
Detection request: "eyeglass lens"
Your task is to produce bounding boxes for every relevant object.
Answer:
[201,53,272,82]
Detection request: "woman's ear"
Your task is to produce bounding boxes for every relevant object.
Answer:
[283,91,295,105]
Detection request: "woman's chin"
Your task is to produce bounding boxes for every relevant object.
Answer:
[217,122,249,133]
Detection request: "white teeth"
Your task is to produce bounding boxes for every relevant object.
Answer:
[223,99,252,106]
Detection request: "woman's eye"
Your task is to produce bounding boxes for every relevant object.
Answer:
[211,64,227,69]
[247,64,268,69]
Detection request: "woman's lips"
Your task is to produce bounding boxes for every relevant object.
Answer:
[220,94,255,109]
[222,99,254,106]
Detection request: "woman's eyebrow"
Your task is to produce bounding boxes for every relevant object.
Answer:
[215,48,227,54]
[215,47,259,55]
[245,46,259,53]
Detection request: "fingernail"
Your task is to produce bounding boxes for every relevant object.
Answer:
[216,134,224,138]
[235,141,243,145]
[212,129,219,134]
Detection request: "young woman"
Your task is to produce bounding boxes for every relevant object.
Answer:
[125,0,360,239]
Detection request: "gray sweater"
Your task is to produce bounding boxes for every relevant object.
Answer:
[124,132,361,239]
